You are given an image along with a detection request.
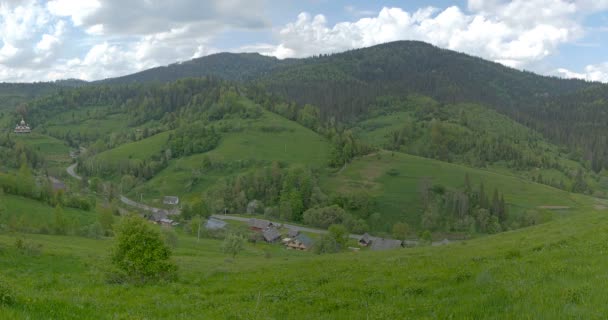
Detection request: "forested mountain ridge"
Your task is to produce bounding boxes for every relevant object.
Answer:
[97,52,292,84]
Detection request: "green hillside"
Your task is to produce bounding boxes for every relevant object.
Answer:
[351,96,598,194]
[323,151,584,231]
[126,110,330,201]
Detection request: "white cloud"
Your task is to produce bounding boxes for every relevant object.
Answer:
[46,0,100,26]
[557,63,608,82]
[263,1,604,70]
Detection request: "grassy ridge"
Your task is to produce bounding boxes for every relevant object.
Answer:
[322,151,584,230]
[0,199,606,319]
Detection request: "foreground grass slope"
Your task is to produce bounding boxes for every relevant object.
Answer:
[0,198,606,319]
[323,150,584,231]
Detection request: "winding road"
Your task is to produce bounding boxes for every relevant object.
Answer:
[66,163,82,181]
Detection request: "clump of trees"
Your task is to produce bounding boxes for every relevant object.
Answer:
[418,174,509,234]
[0,163,94,211]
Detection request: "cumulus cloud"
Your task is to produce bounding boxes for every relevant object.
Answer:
[0,0,268,81]
[47,0,268,35]
[556,63,608,82]
[263,1,602,69]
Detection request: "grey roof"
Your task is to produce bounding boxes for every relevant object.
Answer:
[205,218,227,230]
[287,228,300,237]
[150,210,169,222]
[370,238,403,251]
[163,196,179,205]
[294,234,314,247]
[263,227,281,242]
[359,233,372,244]
[248,218,272,229]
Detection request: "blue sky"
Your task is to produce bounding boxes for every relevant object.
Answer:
[0,0,607,82]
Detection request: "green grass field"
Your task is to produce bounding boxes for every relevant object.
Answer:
[0,199,606,319]
[322,151,585,231]
[93,131,172,163]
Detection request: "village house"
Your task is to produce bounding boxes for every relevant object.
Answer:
[358,233,372,247]
[370,238,403,251]
[205,218,227,230]
[163,196,179,205]
[286,234,314,251]
[14,118,31,134]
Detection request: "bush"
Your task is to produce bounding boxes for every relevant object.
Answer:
[110,216,177,283]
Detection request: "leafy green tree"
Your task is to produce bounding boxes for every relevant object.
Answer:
[222,233,245,258]
[53,205,68,235]
[328,224,349,250]
[98,205,115,235]
[111,216,177,283]
[314,234,339,254]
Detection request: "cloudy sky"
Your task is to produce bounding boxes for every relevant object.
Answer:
[0,0,607,82]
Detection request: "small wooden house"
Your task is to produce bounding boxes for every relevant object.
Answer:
[286,234,314,251]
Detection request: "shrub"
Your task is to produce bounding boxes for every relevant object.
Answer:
[0,279,15,306]
[110,216,177,283]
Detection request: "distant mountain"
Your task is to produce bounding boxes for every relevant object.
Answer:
[96,52,292,84]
